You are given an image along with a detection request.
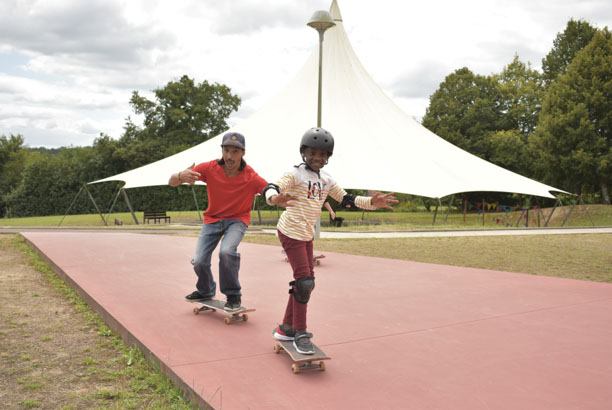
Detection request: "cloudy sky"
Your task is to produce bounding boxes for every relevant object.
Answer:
[1,0,611,148]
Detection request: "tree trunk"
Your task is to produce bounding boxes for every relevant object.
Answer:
[601,179,610,204]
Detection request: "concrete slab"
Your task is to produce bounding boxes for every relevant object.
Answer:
[22,231,612,410]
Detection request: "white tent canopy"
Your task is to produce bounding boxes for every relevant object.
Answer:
[91,0,563,199]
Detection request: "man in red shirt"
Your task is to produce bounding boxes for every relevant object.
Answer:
[169,132,267,311]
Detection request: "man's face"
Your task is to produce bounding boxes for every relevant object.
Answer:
[303,147,329,172]
[222,145,245,171]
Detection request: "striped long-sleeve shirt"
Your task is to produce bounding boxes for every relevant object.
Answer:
[266,164,376,241]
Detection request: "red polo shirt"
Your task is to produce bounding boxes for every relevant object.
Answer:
[194,160,267,226]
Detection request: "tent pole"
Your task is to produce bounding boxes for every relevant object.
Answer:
[562,196,579,227]
[252,194,262,225]
[432,198,441,226]
[515,208,526,227]
[58,184,85,227]
[558,198,568,222]
[482,198,485,226]
[580,196,595,226]
[525,196,532,228]
[443,194,454,225]
[120,188,139,225]
[191,185,202,222]
[544,198,559,227]
[105,185,123,225]
[84,184,107,226]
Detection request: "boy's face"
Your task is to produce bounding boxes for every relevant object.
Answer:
[303,147,329,172]
[222,145,245,172]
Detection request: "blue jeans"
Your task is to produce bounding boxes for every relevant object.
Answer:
[192,219,247,298]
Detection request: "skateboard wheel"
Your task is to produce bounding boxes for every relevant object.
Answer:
[291,364,300,374]
[211,309,216,312]
[193,307,199,314]
[224,317,231,325]
[315,260,320,265]
[274,344,281,354]
[319,361,326,371]
[242,314,248,322]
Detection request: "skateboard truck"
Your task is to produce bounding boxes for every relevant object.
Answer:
[187,299,255,325]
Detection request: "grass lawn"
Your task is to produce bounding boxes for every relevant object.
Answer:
[2,204,611,229]
[243,233,612,283]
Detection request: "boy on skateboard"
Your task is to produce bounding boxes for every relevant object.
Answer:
[264,127,397,354]
[169,132,267,312]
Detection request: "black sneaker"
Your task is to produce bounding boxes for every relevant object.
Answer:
[185,291,212,301]
[273,325,296,341]
[224,295,242,312]
[293,331,315,354]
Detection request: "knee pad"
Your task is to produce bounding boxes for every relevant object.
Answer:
[289,277,315,304]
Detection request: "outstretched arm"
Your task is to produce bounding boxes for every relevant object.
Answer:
[264,174,297,208]
[169,163,201,186]
[269,193,298,208]
[370,192,398,210]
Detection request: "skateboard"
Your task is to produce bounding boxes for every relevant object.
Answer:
[187,299,255,325]
[313,254,325,265]
[273,333,330,373]
[282,250,326,265]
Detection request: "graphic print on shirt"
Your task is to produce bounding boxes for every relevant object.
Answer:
[307,180,323,200]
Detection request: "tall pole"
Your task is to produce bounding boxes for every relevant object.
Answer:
[308,10,335,128]
[316,31,324,127]
[308,10,335,239]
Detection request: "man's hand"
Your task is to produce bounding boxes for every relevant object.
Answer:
[270,193,298,208]
[170,163,201,186]
[179,163,201,185]
[371,192,398,210]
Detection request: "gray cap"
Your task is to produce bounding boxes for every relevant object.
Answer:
[221,132,245,149]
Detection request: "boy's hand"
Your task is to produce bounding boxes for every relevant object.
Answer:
[371,192,398,210]
[271,193,298,208]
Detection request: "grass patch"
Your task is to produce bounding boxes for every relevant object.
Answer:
[2,204,611,229]
[1,234,199,409]
[19,400,42,408]
[243,233,612,283]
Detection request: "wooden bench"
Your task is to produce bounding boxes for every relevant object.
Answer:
[143,211,171,224]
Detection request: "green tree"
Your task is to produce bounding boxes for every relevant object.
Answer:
[531,29,612,203]
[0,134,37,217]
[493,55,544,137]
[422,67,500,160]
[423,59,543,173]
[488,129,528,174]
[542,19,598,86]
[6,149,90,216]
[128,75,241,155]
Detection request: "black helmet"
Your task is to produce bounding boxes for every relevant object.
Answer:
[299,127,334,157]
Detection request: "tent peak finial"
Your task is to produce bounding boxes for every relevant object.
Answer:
[329,0,343,22]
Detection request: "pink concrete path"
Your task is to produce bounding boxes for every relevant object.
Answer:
[22,231,612,410]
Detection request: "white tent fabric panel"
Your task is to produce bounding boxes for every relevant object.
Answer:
[90,0,563,199]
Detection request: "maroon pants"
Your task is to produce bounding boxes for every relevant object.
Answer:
[278,230,314,331]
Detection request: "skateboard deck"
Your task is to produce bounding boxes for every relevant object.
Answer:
[282,250,326,265]
[187,299,255,325]
[273,333,330,373]
[313,254,325,265]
